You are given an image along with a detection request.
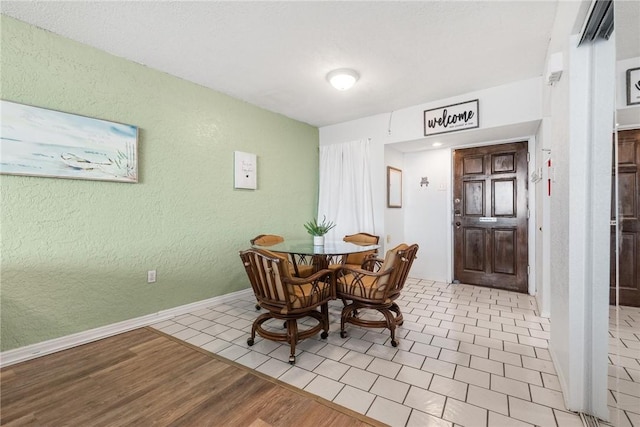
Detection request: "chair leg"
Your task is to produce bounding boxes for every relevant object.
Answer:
[382,304,404,347]
[286,319,298,364]
[379,308,398,347]
[389,302,404,326]
[248,312,271,346]
[341,298,358,316]
[320,303,329,339]
[340,304,359,338]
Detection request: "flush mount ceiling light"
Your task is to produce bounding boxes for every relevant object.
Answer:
[326,68,359,91]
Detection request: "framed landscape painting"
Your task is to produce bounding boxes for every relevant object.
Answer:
[0,100,138,183]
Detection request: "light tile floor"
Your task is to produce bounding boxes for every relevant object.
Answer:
[608,305,640,427]
[150,279,637,427]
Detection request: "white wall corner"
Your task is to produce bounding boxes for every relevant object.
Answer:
[546,52,564,85]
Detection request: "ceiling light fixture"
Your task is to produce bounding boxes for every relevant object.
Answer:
[327,68,359,91]
[432,142,442,147]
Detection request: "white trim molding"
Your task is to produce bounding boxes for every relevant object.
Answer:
[0,288,254,368]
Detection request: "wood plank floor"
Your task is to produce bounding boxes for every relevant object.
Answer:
[0,328,382,427]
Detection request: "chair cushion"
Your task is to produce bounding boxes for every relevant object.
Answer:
[253,234,284,246]
[379,243,409,276]
[344,251,376,267]
[292,264,314,278]
[328,262,361,271]
[344,233,379,245]
[343,233,379,266]
[336,273,388,301]
[266,250,293,278]
[336,243,409,301]
[287,281,330,310]
[253,250,292,304]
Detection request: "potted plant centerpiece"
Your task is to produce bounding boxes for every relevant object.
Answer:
[304,216,336,246]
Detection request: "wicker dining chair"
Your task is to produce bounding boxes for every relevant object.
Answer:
[328,232,380,270]
[342,232,380,269]
[239,248,334,364]
[250,234,314,278]
[335,243,418,347]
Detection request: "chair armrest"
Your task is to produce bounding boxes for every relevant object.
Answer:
[285,268,334,284]
[283,268,336,300]
[336,265,394,284]
[360,255,384,272]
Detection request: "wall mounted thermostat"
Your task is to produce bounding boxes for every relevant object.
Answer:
[234,151,257,189]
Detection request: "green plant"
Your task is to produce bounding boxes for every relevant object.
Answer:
[303,215,336,236]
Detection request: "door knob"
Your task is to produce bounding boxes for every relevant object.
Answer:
[455,221,461,228]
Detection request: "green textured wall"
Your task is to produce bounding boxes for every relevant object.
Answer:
[0,16,319,352]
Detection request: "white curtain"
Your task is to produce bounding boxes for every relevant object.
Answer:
[318,139,375,241]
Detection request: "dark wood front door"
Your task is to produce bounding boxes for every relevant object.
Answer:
[611,129,640,307]
[453,142,529,293]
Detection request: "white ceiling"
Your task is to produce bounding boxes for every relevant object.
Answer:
[1,1,563,128]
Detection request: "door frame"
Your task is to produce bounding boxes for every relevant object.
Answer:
[445,135,538,297]
[612,126,640,307]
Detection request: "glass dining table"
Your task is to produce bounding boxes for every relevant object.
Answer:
[252,239,380,275]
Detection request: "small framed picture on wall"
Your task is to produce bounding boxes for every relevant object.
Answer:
[387,166,402,208]
[627,67,640,106]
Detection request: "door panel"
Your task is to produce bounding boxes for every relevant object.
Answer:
[464,156,484,174]
[454,142,529,293]
[493,179,516,216]
[619,172,636,217]
[463,228,486,271]
[492,153,516,173]
[611,129,640,307]
[464,181,485,216]
[492,229,517,274]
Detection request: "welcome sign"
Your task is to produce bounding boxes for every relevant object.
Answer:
[424,99,479,136]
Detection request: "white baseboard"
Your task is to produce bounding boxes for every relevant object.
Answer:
[0,288,253,368]
[548,344,573,412]
[535,293,550,318]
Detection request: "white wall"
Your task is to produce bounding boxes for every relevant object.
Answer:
[402,149,451,281]
[534,119,552,318]
[587,34,615,420]
[546,2,614,417]
[320,78,543,282]
[384,145,405,255]
[616,56,640,128]
[321,77,542,147]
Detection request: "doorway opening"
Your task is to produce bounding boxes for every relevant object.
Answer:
[453,141,529,293]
